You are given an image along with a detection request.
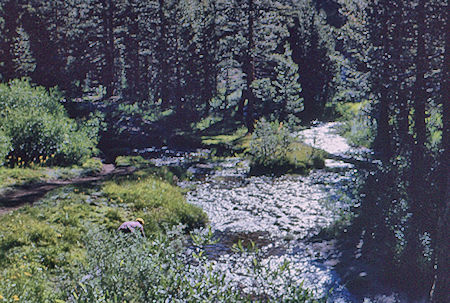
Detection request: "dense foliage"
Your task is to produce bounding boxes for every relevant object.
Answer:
[249,118,325,175]
[0,0,341,128]
[0,80,99,166]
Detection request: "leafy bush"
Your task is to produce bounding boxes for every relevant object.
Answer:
[336,101,374,148]
[0,129,11,166]
[250,118,293,168]
[0,79,99,166]
[249,119,326,175]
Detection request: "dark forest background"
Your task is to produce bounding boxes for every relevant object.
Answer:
[0,0,448,301]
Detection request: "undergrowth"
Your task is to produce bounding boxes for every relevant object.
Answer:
[0,169,207,302]
[68,227,321,302]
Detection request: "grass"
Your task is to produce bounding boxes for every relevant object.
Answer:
[288,141,326,169]
[0,158,105,196]
[198,117,251,156]
[0,167,48,193]
[115,155,151,169]
[103,174,208,231]
[0,186,103,301]
[0,169,207,302]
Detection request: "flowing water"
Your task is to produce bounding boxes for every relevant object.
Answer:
[139,122,372,302]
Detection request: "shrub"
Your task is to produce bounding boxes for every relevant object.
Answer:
[0,129,11,166]
[0,79,98,166]
[249,118,294,174]
[249,119,327,175]
[250,119,293,167]
[336,101,374,148]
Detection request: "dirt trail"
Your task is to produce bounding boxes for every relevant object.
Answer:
[0,163,134,215]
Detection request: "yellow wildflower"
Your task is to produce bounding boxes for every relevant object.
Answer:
[23,256,27,259]
[24,272,32,277]
[0,294,4,299]
[39,155,43,160]
[13,295,19,301]
[17,157,21,161]
[57,234,62,238]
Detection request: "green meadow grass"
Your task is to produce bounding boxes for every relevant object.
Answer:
[0,170,207,302]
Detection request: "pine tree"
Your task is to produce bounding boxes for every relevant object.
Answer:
[252,44,303,124]
[287,3,336,122]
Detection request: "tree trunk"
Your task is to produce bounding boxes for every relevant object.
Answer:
[158,0,170,107]
[124,3,140,100]
[243,0,256,133]
[101,0,115,98]
[372,5,392,161]
[403,1,430,292]
[429,4,449,301]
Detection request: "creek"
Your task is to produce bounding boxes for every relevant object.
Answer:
[138,122,373,302]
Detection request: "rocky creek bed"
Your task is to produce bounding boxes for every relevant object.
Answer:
[135,122,376,302]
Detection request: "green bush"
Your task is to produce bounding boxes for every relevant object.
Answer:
[336,101,374,148]
[249,119,326,175]
[0,79,98,166]
[249,118,295,174]
[0,129,11,166]
[250,119,293,168]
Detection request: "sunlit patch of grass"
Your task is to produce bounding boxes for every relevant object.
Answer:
[0,188,97,301]
[103,175,207,232]
[81,157,103,175]
[0,167,48,190]
[201,127,251,156]
[0,158,105,195]
[0,172,203,301]
[115,155,151,169]
[288,142,326,169]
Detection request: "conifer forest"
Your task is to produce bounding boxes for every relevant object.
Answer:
[0,0,448,302]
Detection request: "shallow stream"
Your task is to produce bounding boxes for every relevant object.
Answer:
[139,122,372,302]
